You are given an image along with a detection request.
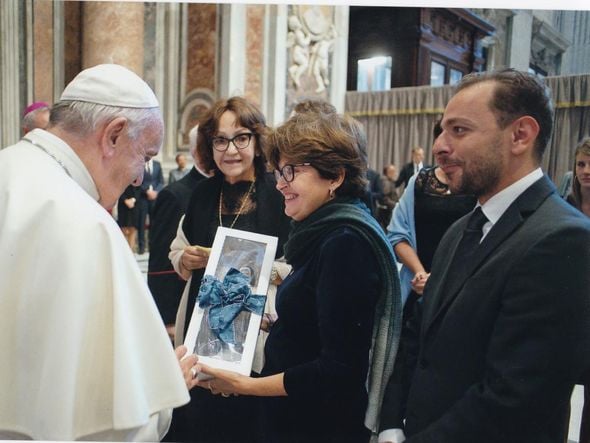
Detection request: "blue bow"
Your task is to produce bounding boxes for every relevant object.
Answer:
[198,268,266,345]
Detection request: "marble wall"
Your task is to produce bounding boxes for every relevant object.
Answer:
[82,2,144,75]
[245,4,265,105]
[63,1,82,87]
[33,0,54,103]
[186,3,217,94]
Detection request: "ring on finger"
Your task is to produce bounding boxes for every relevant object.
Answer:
[221,392,230,398]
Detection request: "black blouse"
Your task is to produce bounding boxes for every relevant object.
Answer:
[413,167,476,272]
[261,226,379,442]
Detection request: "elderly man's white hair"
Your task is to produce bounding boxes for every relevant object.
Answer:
[49,101,160,141]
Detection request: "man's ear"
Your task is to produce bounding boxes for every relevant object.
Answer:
[100,117,128,158]
[510,116,539,157]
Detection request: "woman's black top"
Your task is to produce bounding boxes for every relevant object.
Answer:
[260,226,379,442]
[413,167,476,272]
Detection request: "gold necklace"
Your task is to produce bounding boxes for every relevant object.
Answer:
[218,180,256,229]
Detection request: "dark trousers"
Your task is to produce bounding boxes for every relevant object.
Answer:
[136,198,154,252]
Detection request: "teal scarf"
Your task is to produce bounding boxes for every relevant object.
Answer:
[284,197,402,433]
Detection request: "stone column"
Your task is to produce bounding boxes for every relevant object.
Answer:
[154,2,182,164]
[0,0,21,147]
[219,4,247,97]
[53,1,64,99]
[261,4,288,125]
[82,2,144,75]
[33,0,54,103]
[330,6,349,113]
[506,10,533,71]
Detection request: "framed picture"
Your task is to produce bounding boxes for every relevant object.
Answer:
[184,227,278,379]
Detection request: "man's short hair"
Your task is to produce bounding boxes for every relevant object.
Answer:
[292,99,337,116]
[456,69,554,160]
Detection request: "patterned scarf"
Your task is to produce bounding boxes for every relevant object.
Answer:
[284,197,403,433]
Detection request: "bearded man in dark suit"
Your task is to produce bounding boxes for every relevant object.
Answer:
[379,69,590,443]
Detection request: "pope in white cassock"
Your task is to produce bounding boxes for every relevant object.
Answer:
[0,64,199,441]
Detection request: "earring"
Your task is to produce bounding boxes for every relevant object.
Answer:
[329,188,335,199]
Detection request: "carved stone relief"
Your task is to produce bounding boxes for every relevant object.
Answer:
[530,16,570,75]
[286,5,336,107]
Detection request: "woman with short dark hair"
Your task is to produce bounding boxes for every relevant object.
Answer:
[194,111,402,442]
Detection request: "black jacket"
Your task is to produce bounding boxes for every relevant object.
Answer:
[147,167,206,324]
[381,176,590,443]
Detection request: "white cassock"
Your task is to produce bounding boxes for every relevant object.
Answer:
[0,129,189,441]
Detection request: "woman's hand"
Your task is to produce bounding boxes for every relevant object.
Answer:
[411,271,430,295]
[260,313,277,333]
[181,245,210,272]
[195,364,248,397]
[175,345,199,390]
[123,197,136,209]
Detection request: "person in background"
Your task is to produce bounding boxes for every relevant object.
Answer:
[21,101,50,134]
[291,97,337,117]
[193,111,402,442]
[387,121,476,308]
[137,157,164,254]
[379,68,590,443]
[558,170,573,198]
[395,146,425,189]
[0,64,198,441]
[148,125,210,341]
[166,96,291,443]
[377,164,399,230]
[566,138,590,217]
[169,153,190,184]
[565,138,590,443]
[366,166,385,218]
[117,184,140,251]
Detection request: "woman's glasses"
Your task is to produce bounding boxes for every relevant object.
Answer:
[274,163,311,183]
[212,133,253,152]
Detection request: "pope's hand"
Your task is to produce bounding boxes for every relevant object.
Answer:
[175,345,199,390]
[195,363,246,397]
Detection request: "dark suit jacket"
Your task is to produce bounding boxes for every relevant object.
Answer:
[364,168,384,216]
[147,168,206,324]
[381,175,590,443]
[140,160,164,197]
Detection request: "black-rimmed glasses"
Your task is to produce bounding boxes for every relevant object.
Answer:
[212,133,254,152]
[274,163,312,183]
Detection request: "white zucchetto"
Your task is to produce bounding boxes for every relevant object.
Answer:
[60,64,159,109]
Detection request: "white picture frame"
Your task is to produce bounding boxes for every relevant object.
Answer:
[184,227,278,379]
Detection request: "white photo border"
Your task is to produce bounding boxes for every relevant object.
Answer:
[184,227,278,378]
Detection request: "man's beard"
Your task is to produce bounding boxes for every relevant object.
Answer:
[454,137,503,198]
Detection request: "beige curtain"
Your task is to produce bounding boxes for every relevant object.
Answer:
[544,74,590,183]
[345,74,590,183]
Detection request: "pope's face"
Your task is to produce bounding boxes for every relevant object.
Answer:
[100,118,163,209]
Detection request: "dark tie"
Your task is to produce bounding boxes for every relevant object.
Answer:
[145,163,151,176]
[440,207,488,298]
